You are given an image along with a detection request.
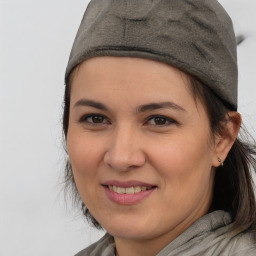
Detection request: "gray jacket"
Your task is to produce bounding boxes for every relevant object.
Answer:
[75,211,256,256]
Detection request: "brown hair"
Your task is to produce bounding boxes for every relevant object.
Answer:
[189,77,256,234]
[63,70,256,232]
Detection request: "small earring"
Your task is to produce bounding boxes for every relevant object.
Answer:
[217,157,224,167]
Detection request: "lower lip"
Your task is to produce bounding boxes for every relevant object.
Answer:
[103,186,155,205]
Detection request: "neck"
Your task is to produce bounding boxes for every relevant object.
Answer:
[114,218,192,256]
[114,198,213,256]
[115,235,174,256]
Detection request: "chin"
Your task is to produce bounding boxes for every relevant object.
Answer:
[99,214,160,240]
[108,227,155,240]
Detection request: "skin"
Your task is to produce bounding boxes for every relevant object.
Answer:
[67,56,241,256]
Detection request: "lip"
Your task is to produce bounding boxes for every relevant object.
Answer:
[102,180,156,188]
[102,180,157,205]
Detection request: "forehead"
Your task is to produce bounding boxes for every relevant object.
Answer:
[68,57,210,128]
[69,56,193,97]
[68,57,212,136]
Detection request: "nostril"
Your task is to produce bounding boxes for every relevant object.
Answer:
[103,149,146,171]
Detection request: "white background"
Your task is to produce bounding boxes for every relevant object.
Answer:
[0,0,255,255]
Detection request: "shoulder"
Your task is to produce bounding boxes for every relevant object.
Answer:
[75,233,115,256]
[157,211,256,256]
[227,231,256,256]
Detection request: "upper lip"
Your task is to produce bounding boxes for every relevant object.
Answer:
[102,180,157,188]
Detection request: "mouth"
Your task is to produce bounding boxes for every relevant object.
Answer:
[106,185,155,194]
[102,180,157,205]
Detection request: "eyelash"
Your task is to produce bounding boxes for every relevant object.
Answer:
[145,115,177,126]
[79,114,110,125]
[79,114,177,127]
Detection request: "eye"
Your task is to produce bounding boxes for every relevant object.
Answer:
[79,114,110,125]
[146,115,176,126]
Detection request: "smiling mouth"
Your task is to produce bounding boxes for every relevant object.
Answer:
[107,185,155,194]
[102,182,157,204]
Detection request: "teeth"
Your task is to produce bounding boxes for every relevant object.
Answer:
[108,185,150,194]
[134,186,142,193]
[126,187,135,194]
[117,187,126,194]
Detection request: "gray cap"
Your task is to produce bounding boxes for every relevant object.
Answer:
[65,0,238,110]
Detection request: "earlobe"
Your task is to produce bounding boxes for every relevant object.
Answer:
[212,111,241,167]
[217,157,224,167]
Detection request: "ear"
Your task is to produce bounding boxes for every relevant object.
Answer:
[212,111,242,167]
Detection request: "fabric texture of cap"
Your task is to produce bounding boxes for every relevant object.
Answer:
[65,0,238,110]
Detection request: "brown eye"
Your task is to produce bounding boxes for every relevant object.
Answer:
[154,117,168,125]
[80,114,109,125]
[91,115,105,123]
[146,115,176,126]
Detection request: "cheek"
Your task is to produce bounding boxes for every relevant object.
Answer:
[151,133,212,168]
[148,133,214,198]
[67,132,103,171]
[66,132,105,196]
[67,132,108,216]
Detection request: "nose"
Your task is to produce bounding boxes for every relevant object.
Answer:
[103,126,146,171]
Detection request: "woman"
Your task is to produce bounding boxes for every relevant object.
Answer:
[63,0,256,255]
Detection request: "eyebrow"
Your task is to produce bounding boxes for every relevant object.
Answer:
[73,99,109,111]
[73,99,185,112]
[137,102,186,113]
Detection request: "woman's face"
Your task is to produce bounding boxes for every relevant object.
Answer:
[67,57,218,243]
